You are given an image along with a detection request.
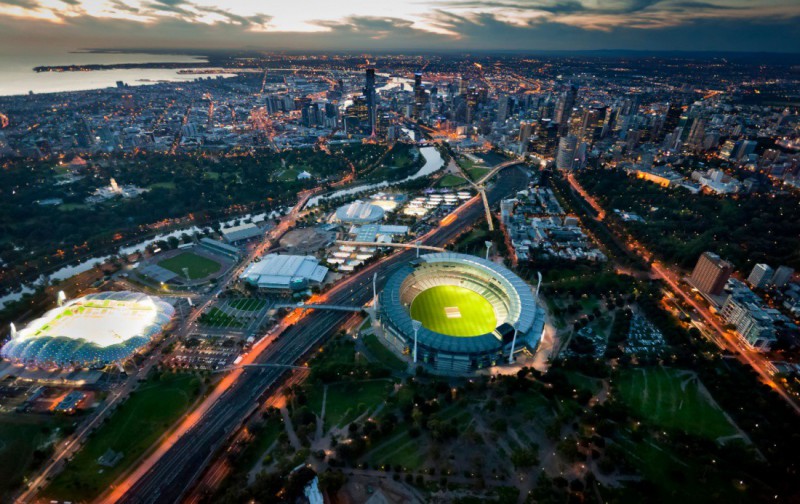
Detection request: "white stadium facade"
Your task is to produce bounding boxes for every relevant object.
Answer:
[1,291,174,369]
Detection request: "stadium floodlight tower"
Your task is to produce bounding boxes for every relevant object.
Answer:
[415,240,421,258]
[411,319,423,363]
[484,241,493,261]
[508,322,519,364]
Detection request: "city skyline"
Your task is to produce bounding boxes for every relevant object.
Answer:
[1,0,800,55]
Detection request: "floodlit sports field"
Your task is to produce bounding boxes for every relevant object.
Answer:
[158,252,221,280]
[409,285,497,337]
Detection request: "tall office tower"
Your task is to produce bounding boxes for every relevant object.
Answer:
[496,94,510,122]
[518,122,532,154]
[736,140,757,161]
[579,106,607,143]
[771,266,795,288]
[556,134,578,171]
[690,252,734,295]
[364,68,377,136]
[457,77,468,96]
[555,84,578,136]
[413,72,426,119]
[465,87,479,124]
[686,118,706,149]
[747,263,775,289]
[662,102,682,140]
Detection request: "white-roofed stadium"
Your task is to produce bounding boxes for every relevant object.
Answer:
[335,200,385,224]
[1,291,174,369]
[378,252,544,374]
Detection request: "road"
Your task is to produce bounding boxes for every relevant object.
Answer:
[106,166,529,504]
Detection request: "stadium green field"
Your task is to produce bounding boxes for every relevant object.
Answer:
[410,285,497,337]
[158,252,221,280]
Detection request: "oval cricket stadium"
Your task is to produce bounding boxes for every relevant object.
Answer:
[379,252,544,374]
[1,291,174,369]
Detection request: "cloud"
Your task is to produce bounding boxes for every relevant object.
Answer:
[0,0,797,53]
[0,0,40,8]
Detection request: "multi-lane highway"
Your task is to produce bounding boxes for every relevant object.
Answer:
[107,166,529,504]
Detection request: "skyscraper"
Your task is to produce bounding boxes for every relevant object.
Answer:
[747,263,774,289]
[364,68,377,136]
[556,134,578,171]
[771,266,794,288]
[690,252,734,295]
[413,72,425,120]
[556,84,578,137]
[518,122,532,155]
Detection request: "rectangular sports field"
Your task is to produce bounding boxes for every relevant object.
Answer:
[158,252,221,280]
[409,285,496,337]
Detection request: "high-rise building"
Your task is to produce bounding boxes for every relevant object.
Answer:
[771,266,794,288]
[413,72,426,120]
[518,122,532,154]
[690,252,734,295]
[747,263,774,289]
[555,85,578,137]
[364,68,377,136]
[556,135,578,171]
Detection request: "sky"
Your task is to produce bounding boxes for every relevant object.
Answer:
[0,0,799,55]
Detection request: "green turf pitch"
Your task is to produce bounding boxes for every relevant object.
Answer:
[158,252,221,280]
[410,285,497,337]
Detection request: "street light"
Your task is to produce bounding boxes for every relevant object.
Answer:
[411,319,422,364]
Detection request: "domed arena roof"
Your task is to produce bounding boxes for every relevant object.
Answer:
[1,291,174,368]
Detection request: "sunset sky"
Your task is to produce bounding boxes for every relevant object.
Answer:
[0,0,798,54]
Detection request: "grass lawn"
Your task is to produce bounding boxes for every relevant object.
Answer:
[466,167,490,181]
[308,380,393,430]
[437,174,468,187]
[198,307,243,328]
[229,298,268,311]
[410,285,496,337]
[367,427,427,470]
[616,435,757,504]
[58,203,89,212]
[363,334,407,372]
[616,367,737,439]
[44,373,202,502]
[0,415,69,500]
[276,168,301,182]
[148,181,176,190]
[158,252,221,280]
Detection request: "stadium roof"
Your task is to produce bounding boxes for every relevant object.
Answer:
[335,200,384,224]
[1,291,174,368]
[240,254,328,290]
[221,223,263,243]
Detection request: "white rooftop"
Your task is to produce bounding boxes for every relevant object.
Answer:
[240,254,328,289]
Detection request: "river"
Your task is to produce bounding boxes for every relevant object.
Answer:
[0,210,284,309]
[306,142,441,208]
